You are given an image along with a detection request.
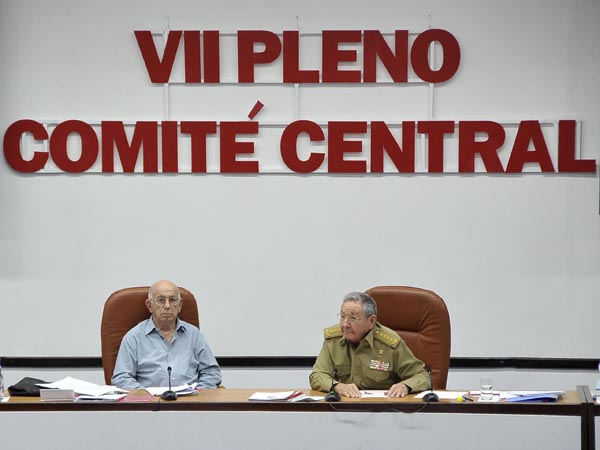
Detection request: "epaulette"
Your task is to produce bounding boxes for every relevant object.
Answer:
[324,324,343,339]
[374,328,400,348]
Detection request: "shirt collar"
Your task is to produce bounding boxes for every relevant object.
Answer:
[340,322,379,348]
[144,317,186,335]
[363,324,377,347]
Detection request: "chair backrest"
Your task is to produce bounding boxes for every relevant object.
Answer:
[365,286,451,389]
[100,286,200,385]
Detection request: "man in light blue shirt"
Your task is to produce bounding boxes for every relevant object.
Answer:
[111,280,222,390]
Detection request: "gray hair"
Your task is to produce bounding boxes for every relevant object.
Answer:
[342,292,378,317]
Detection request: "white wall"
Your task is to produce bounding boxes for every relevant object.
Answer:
[0,0,599,359]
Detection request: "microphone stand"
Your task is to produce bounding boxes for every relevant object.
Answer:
[161,366,177,401]
[324,368,340,402]
[422,367,439,403]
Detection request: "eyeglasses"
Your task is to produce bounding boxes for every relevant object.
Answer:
[337,313,365,323]
[152,296,181,307]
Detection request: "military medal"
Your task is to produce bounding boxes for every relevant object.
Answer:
[369,359,390,371]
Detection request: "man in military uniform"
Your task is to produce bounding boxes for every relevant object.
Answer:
[310,292,429,398]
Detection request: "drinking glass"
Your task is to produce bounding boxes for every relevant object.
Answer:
[480,375,493,401]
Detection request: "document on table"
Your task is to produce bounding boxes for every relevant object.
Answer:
[248,390,324,402]
[37,376,127,396]
[146,383,197,396]
[248,390,305,401]
[75,393,128,402]
[360,390,388,398]
[501,390,564,397]
[289,394,325,402]
[118,392,156,403]
[501,390,564,402]
[469,390,501,396]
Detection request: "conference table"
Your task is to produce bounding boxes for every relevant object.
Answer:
[1,386,594,450]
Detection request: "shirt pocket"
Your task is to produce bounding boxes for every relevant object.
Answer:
[366,359,396,387]
[368,367,392,383]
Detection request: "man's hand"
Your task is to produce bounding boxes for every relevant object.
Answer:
[333,382,361,398]
[386,382,410,398]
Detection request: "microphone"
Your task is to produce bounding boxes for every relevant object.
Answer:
[324,368,340,402]
[422,367,439,403]
[160,366,177,401]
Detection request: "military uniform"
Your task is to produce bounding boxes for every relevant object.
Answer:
[309,322,430,393]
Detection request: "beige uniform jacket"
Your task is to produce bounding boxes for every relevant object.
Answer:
[309,322,430,393]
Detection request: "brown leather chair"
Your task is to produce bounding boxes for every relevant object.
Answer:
[365,286,451,389]
[100,286,200,385]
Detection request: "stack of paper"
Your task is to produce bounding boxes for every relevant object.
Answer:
[501,391,564,403]
[75,394,127,402]
[118,392,156,403]
[146,383,198,397]
[37,376,128,401]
